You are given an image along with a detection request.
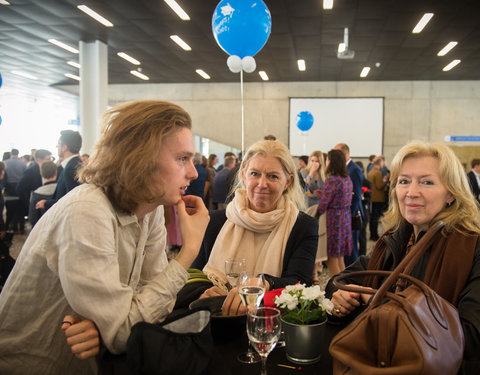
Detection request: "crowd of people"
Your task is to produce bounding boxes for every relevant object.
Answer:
[0,100,479,374]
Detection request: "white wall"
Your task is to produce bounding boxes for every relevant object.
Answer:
[57,80,480,163]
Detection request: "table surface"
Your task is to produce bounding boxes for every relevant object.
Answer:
[99,319,344,375]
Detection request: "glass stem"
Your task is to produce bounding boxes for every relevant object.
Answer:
[261,357,267,375]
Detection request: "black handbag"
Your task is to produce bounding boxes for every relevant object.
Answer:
[351,211,362,231]
[127,307,226,375]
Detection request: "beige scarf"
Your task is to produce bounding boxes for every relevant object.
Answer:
[203,189,298,290]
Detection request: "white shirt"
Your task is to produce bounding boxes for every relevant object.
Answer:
[0,184,188,374]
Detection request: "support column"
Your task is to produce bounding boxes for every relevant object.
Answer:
[79,40,108,154]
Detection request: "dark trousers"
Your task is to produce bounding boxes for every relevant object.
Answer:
[369,202,386,240]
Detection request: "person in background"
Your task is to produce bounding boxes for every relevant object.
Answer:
[297,155,309,189]
[216,151,236,172]
[36,130,83,212]
[301,150,326,207]
[264,134,277,141]
[28,161,58,228]
[81,154,90,163]
[16,149,52,223]
[356,161,371,256]
[205,154,218,210]
[315,149,353,276]
[212,156,236,209]
[467,158,480,205]
[0,100,209,374]
[366,154,376,174]
[335,143,364,267]
[4,149,27,234]
[186,153,207,203]
[326,141,480,374]
[368,157,389,241]
[191,140,318,315]
[0,161,6,238]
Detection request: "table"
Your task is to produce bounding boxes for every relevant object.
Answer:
[99,320,344,375]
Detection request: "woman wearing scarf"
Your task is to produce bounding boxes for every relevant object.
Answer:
[325,141,480,373]
[192,140,319,315]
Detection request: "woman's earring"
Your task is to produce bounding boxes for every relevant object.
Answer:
[446,200,454,207]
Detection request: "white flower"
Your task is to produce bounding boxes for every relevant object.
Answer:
[300,285,322,301]
[285,284,305,293]
[320,298,335,314]
[275,290,299,310]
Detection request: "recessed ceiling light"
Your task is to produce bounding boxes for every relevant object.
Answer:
[130,70,149,80]
[437,41,458,56]
[196,69,210,79]
[338,43,346,53]
[323,0,333,9]
[11,70,38,80]
[0,0,11,5]
[170,35,192,51]
[412,13,434,33]
[67,61,81,69]
[65,73,80,81]
[164,0,190,21]
[259,71,269,81]
[77,5,113,27]
[48,39,79,54]
[297,59,306,71]
[360,67,370,78]
[118,52,141,65]
[442,59,461,71]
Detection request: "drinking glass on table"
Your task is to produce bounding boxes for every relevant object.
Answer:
[247,307,281,375]
[224,258,246,291]
[237,274,266,364]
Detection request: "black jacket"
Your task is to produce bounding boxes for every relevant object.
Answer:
[192,209,319,289]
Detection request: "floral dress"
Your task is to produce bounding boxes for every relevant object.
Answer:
[317,175,353,257]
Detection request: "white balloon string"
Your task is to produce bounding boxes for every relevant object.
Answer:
[240,69,245,156]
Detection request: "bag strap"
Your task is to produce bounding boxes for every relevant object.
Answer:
[332,221,444,307]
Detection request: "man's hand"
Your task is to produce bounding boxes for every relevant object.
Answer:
[35,199,46,210]
[61,315,100,360]
[175,195,210,270]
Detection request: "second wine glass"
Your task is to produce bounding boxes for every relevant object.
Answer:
[224,258,246,290]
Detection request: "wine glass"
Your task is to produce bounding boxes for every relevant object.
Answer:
[224,258,246,291]
[237,274,266,364]
[247,307,281,375]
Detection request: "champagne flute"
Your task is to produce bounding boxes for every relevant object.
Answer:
[247,307,281,375]
[224,258,246,291]
[237,274,266,364]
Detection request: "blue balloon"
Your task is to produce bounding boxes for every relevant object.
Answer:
[0,115,2,126]
[0,72,2,88]
[296,111,314,132]
[212,0,272,58]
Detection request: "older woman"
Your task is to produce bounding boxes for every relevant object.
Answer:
[192,140,319,315]
[326,141,480,371]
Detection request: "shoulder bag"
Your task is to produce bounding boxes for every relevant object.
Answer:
[329,222,464,375]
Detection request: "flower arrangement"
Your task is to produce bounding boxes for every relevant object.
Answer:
[274,284,334,325]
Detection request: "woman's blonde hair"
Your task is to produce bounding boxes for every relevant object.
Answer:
[231,140,306,211]
[383,140,480,235]
[79,100,191,214]
[305,150,326,181]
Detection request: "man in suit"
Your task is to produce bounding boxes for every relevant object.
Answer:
[467,158,480,204]
[335,143,364,267]
[36,130,83,211]
[16,149,52,220]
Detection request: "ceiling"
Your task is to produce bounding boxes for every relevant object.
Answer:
[1,0,480,94]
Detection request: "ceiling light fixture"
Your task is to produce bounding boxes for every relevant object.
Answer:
[437,41,458,56]
[48,39,79,54]
[130,70,150,80]
[323,0,333,9]
[117,52,141,65]
[297,59,306,71]
[65,73,80,81]
[170,35,192,51]
[164,0,190,21]
[412,13,434,33]
[77,5,114,27]
[360,67,370,78]
[11,70,38,80]
[442,59,461,71]
[259,71,269,81]
[196,69,210,79]
[67,61,81,69]
[0,0,11,5]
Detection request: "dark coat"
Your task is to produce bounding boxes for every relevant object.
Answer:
[16,162,42,215]
[45,156,82,211]
[467,171,480,203]
[347,160,364,217]
[192,209,319,289]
